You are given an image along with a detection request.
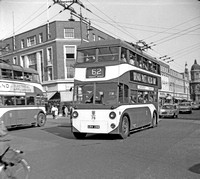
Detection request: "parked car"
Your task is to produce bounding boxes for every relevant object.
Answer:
[179,102,192,113]
[159,104,179,118]
[191,102,200,110]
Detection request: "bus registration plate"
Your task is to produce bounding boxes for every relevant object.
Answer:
[88,125,100,129]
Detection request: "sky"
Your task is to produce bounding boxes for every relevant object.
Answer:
[0,0,200,73]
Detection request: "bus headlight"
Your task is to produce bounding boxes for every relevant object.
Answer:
[72,111,78,118]
[109,112,116,119]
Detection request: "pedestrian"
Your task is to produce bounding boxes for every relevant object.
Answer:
[62,105,66,117]
[64,106,69,117]
[51,105,58,119]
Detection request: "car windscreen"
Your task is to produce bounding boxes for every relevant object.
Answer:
[162,105,174,109]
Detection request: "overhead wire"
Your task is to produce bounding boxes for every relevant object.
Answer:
[1,2,54,40]
[171,45,200,59]
[88,18,200,36]
[84,0,139,42]
[169,42,200,57]
[143,15,200,41]
[1,3,46,40]
[154,23,200,45]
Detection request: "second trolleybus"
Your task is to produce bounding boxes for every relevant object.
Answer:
[0,60,46,128]
[71,39,161,139]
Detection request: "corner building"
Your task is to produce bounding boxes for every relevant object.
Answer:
[1,21,115,111]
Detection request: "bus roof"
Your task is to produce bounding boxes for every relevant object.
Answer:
[12,64,24,71]
[77,39,158,64]
[0,62,12,70]
[23,67,38,74]
[0,60,38,74]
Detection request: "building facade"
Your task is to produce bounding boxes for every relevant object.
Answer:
[190,59,200,102]
[0,20,115,111]
[159,61,190,105]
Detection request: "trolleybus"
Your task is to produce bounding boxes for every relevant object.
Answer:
[71,39,161,139]
[0,60,46,128]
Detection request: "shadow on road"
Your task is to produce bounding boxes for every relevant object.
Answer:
[42,125,120,140]
[7,125,35,131]
[42,125,74,139]
[189,163,200,174]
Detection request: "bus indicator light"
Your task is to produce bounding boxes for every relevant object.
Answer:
[109,112,116,119]
[110,123,116,129]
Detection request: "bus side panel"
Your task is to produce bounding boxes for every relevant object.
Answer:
[1,108,44,127]
[124,106,152,130]
[2,110,18,126]
[16,108,35,125]
[17,108,44,126]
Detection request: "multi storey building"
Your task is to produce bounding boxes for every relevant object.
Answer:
[159,61,190,105]
[190,59,200,102]
[0,20,115,111]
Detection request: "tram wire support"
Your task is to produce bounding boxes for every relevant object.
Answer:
[53,0,92,43]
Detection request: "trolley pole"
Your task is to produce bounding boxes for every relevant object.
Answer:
[53,0,92,43]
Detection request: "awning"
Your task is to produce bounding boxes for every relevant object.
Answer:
[166,95,172,100]
[47,92,57,100]
[60,91,73,102]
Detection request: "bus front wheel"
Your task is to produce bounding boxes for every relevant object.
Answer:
[73,132,87,139]
[119,116,130,139]
[37,113,46,127]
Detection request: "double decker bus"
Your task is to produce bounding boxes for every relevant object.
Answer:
[71,39,161,139]
[0,60,46,128]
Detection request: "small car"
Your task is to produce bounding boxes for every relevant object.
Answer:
[159,104,179,118]
[191,102,200,110]
[179,102,192,113]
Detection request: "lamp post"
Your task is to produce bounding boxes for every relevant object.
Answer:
[170,82,175,103]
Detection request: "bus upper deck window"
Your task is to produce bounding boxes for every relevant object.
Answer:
[32,74,39,82]
[120,48,127,63]
[129,51,136,65]
[98,47,119,62]
[2,69,12,79]
[14,71,23,80]
[77,49,96,63]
